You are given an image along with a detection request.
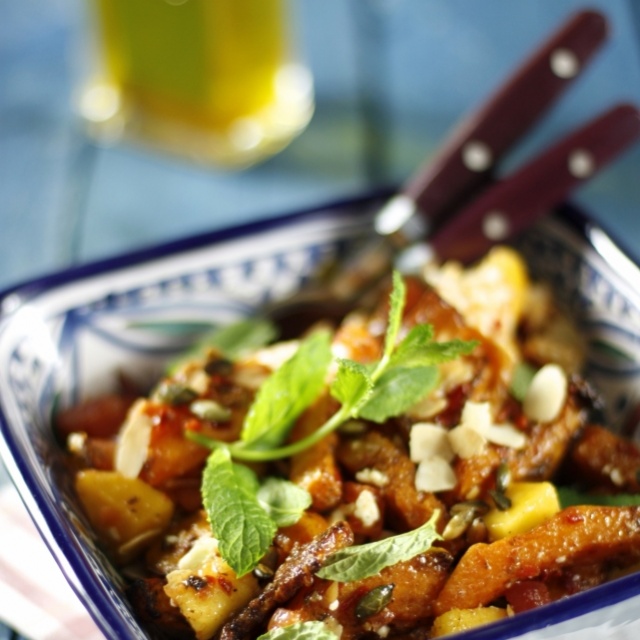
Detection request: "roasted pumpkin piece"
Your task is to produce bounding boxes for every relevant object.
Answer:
[75,469,174,563]
[398,279,512,407]
[563,424,640,493]
[449,394,585,506]
[55,393,137,440]
[335,549,454,636]
[337,430,446,532]
[274,510,331,556]
[289,393,343,512]
[266,549,453,639]
[433,505,640,615]
[507,394,585,482]
[339,481,385,540]
[138,404,213,487]
[332,310,384,364]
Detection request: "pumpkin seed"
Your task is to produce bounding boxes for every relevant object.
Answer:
[355,584,394,620]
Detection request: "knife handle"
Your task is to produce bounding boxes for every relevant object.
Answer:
[428,103,640,263]
[393,10,608,238]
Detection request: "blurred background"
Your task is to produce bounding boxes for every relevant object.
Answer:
[2,0,640,295]
[1,1,640,637]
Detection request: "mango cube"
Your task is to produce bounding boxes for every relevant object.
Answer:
[75,469,175,562]
[484,481,560,540]
[431,606,508,637]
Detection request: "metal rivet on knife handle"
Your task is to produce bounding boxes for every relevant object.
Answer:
[550,48,581,78]
[568,149,596,178]
[428,103,640,264]
[482,212,510,241]
[462,141,493,172]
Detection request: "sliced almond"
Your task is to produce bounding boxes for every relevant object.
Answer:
[448,425,487,459]
[523,363,567,423]
[414,457,458,493]
[483,423,527,449]
[114,399,152,478]
[410,423,455,463]
[460,401,493,433]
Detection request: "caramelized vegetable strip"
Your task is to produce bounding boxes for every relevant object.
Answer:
[219,521,354,640]
[433,505,640,615]
[508,394,585,482]
[335,549,453,635]
[288,394,343,512]
[268,549,454,639]
[337,430,446,532]
[448,393,585,504]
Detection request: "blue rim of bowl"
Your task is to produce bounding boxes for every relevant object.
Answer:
[1,189,640,639]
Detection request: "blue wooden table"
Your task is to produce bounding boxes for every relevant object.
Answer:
[2,1,640,637]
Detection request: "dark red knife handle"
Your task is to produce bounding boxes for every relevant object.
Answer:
[428,103,640,263]
[403,9,608,231]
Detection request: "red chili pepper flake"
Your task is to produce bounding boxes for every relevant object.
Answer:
[563,510,585,524]
[184,417,203,433]
[218,575,235,595]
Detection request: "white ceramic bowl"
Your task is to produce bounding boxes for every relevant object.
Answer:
[1,192,640,639]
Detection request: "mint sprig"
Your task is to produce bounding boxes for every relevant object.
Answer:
[189,271,475,461]
[189,272,477,575]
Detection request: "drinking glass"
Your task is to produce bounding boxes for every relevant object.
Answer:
[75,0,314,168]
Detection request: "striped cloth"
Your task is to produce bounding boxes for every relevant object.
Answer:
[0,483,103,640]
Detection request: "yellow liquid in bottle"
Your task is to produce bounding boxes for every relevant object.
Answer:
[79,0,314,167]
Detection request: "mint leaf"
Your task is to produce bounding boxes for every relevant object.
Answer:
[330,358,373,411]
[316,512,441,581]
[257,478,312,527]
[390,323,435,364]
[357,365,439,423]
[169,318,277,372]
[558,487,640,508]
[201,449,276,577]
[510,361,536,402]
[391,328,478,369]
[381,271,406,363]
[257,621,340,640]
[241,330,332,449]
[205,318,278,360]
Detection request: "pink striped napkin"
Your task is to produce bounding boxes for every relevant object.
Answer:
[0,483,103,640]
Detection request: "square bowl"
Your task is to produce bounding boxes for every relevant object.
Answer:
[1,191,640,640]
